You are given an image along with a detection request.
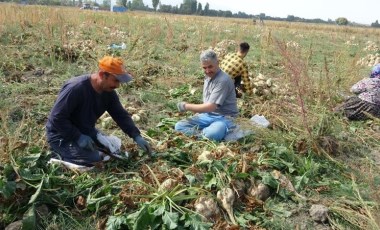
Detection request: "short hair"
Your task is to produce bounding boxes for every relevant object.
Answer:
[371,63,380,78]
[200,49,218,63]
[239,42,250,53]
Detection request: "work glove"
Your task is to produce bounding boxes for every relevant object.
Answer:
[133,135,152,155]
[77,134,96,151]
[235,87,243,98]
[177,102,187,112]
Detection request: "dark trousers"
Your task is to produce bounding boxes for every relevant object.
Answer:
[48,138,101,166]
[234,76,242,98]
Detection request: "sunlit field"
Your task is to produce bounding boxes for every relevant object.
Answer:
[1,3,380,229]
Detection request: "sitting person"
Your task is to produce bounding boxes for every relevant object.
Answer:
[220,42,252,97]
[341,64,380,120]
[46,56,152,166]
[174,49,238,141]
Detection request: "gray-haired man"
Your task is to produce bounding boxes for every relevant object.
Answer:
[175,49,238,141]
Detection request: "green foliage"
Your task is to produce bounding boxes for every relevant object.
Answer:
[40,210,95,229]
[257,143,300,173]
[105,181,209,229]
[336,17,349,25]
[130,0,146,10]
[260,172,279,189]
[22,205,37,230]
[119,203,213,230]
[106,215,128,230]
[126,204,161,229]
[371,20,380,28]
[102,0,110,9]
[0,179,16,199]
[156,118,178,132]
[152,0,159,11]
[0,164,17,199]
[183,213,213,230]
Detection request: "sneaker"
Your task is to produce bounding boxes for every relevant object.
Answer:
[48,158,94,172]
[110,151,129,160]
[103,155,111,162]
[99,151,111,162]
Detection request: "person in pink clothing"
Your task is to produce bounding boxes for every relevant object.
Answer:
[340,64,380,120]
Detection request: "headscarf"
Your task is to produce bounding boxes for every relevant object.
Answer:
[370,63,380,78]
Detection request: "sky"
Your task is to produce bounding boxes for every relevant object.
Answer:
[144,0,379,25]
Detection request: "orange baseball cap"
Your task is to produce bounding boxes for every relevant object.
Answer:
[98,56,133,83]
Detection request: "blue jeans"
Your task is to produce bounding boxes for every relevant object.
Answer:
[48,138,101,166]
[174,113,236,141]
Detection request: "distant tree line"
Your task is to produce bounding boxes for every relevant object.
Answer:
[117,0,380,27]
[123,0,252,18]
[371,20,380,28]
[1,0,379,27]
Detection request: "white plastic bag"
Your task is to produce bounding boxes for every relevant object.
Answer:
[96,132,121,153]
[250,115,270,128]
[224,125,253,141]
[96,132,129,159]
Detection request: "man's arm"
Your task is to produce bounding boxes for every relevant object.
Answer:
[106,93,141,138]
[48,85,82,141]
[241,63,252,95]
[350,78,369,94]
[107,93,152,155]
[183,102,217,113]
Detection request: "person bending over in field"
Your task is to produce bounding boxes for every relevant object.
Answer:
[220,42,253,98]
[340,63,380,120]
[46,56,152,166]
[175,49,238,141]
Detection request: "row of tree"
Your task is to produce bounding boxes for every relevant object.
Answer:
[122,0,252,18]
[371,20,380,28]
[124,0,378,27]
[1,0,379,27]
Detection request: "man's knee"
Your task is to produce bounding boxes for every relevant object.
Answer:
[175,121,200,137]
[50,140,101,165]
[174,121,188,131]
[202,122,227,141]
[202,131,224,141]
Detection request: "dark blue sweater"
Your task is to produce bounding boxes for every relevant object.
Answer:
[46,75,140,142]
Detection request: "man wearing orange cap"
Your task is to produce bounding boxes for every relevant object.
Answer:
[46,56,152,166]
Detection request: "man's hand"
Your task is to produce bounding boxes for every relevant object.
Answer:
[177,102,187,112]
[77,134,96,151]
[133,135,152,155]
[235,87,243,98]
